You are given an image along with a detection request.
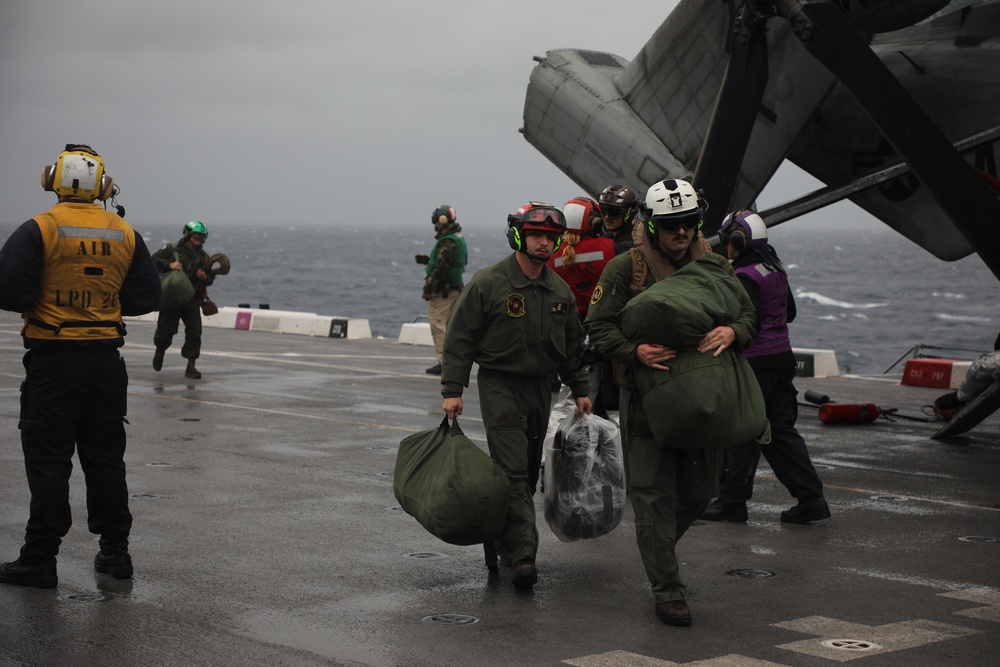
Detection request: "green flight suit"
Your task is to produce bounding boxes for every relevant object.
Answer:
[441,253,589,565]
[585,236,756,604]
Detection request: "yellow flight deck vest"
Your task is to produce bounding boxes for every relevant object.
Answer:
[22,202,136,341]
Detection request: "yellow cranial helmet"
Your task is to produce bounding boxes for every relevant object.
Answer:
[41,144,114,201]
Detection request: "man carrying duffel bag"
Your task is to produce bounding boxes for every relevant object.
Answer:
[440,202,592,590]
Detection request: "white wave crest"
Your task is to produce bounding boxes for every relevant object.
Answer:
[796,290,887,309]
[932,313,992,323]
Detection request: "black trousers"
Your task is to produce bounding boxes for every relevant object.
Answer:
[17,347,132,562]
[153,297,203,359]
[718,365,824,504]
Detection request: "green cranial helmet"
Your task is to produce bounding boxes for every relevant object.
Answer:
[184,220,208,238]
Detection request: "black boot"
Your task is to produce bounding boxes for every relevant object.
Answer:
[0,557,57,589]
[153,347,165,371]
[781,498,831,524]
[700,499,748,523]
[95,538,133,579]
[94,551,133,579]
[185,359,202,379]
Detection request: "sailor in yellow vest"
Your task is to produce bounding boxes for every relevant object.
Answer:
[0,145,160,588]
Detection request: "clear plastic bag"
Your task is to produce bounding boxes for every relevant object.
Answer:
[543,412,626,542]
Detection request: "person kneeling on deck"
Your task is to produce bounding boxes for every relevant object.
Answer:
[440,202,592,591]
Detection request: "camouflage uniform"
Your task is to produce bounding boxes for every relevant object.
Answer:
[422,220,466,365]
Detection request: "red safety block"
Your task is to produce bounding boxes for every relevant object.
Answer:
[901,359,958,388]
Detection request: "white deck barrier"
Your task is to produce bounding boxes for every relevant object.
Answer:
[128,312,845,368]
[126,307,371,340]
[398,322,434,346]
[792,348,840,378]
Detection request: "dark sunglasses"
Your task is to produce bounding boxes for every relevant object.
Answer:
[652,211,702,234]
[601,205,625,218]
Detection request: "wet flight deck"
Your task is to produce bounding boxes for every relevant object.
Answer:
[0,311,997,666]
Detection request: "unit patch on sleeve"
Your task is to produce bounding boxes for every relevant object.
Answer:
[506,293,526,318]
[590,285,604,305]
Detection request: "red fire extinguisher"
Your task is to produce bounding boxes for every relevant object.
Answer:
[818,402,882,424]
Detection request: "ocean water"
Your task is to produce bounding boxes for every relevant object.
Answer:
[2,220,997,376]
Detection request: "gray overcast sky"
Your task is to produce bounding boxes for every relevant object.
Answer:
[0,0,864,232]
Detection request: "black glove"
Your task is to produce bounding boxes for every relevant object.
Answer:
[415,254,430,265]
[579,336,601,366]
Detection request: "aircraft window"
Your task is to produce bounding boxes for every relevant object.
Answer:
[578,50,624,69]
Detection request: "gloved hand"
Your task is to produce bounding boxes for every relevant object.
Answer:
[421,291,433,301]
[415,254,430,265]
[579,336,602,366]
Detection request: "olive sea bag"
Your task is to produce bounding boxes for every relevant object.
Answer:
[619,258,770,448]
[393,418,510,546]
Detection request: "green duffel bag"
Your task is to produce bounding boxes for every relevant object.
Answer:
[620,255,744,350]
[158,249,195,311]
[620,257,769,448]
[393,417,510,546]
[628,348,770,448]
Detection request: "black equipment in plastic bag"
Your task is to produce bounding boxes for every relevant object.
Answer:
[543,412,625,541]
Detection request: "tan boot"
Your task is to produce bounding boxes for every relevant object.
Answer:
[185,359,202,379]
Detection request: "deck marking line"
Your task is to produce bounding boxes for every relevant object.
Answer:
[562,650,790,666]
[773,616,979,662]
[820,482,1000,512]
[839,567,999,592]
[939,588,1000,622]
[129,391,420,433]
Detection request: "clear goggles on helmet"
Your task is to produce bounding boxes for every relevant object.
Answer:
[509,207,566,230]
[651,210,703,234]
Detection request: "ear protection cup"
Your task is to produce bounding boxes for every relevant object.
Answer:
[505,223,563,253]
[507,223,522,251]
[438,215,448,225]
[96,174,114,201]
[41,165,56,191]
[730,230,747,252]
